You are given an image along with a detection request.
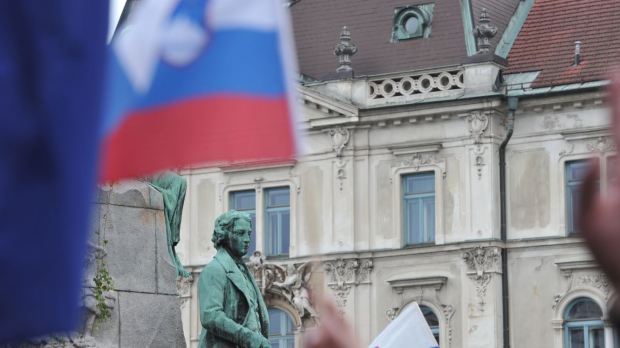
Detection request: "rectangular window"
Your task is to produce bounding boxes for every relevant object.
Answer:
[230,190,257,254]
[264,187,290,257]
[565,160,592,236]
[403,172,435,245]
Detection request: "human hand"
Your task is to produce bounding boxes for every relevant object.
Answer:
[579,72,620,290]
[303,295,361,348]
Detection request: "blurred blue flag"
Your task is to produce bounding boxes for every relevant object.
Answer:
[0,1,108,343]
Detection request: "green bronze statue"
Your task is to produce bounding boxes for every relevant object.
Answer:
[198,210,271,348]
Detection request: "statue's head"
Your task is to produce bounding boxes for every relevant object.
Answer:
[212,210,252,258]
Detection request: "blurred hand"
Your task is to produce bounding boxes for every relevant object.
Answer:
[579,72,620,290]
[304,295,361,348]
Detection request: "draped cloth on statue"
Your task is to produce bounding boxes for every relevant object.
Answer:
[148,171,190,278]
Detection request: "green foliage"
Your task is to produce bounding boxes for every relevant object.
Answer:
[93,240,114,324]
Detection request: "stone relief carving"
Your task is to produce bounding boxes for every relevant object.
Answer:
[463,246,500,312]
[392,153,447,179]
[328,128,350,158]
[552,261,613,310]
[467,112,490,145]
[246,251,318,321]
[441,304,456,347]
[328,128,351,192]
[471,145,486,180]
[559,142,575,157]
[323,258,373,312]
[273,263,319,319]
[467,112,490,180]
[336,160,347,191]
[578,273,610,297]
[560,134,616,160]
[385,307,400,321]
[587,136,616,154]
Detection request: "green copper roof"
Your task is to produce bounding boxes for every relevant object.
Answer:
[460,0,477,56]
[495,0,534,58]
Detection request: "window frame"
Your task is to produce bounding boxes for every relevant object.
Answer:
[225,183,293,259]
[562,297,606,348]
[229,189,258,254]
[264,187,291,258]
[561,155,618,237]
[420,304,440,345]
[393,164,444,248]
[268,307,296,348]
[401,301,444,346]
[564,159,592,236]
[402,171,436,246]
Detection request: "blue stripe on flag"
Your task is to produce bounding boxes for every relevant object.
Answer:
[103,29,285,135]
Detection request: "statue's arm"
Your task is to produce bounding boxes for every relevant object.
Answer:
[199,266,264,346]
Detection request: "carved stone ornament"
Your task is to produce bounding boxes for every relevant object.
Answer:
[578,273,611,298]
[587,136,616,154]
[471,145,486,180]
[323,258,374,312]
[392,153,447,179]
[246,251,318,320]
[334,26,358,77]
[473,8,497,53]
[441,304,456,347]
[386,307,400,321]
[463,246,500,312]
[552,271,612,311]
[467,112,490,145]
[328,128,351,158]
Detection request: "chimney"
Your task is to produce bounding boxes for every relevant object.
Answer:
[573,41,582,66]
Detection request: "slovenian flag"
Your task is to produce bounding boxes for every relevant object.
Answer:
[101,0,301,182]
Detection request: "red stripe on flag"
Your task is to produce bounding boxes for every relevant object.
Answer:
[100,95,295,182]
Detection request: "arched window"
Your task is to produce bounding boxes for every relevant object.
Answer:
[420,305,440,345]
[563,297,605,348]
[268,308,295,348]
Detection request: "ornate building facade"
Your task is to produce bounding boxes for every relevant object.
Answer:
[175,0,620,347]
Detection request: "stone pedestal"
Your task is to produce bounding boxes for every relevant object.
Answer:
[90,181,186,347]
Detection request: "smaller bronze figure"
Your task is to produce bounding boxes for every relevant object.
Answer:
[198,210,271,348]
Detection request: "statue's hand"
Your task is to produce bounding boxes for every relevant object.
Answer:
[246,333,271,348]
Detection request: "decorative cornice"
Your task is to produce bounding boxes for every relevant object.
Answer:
[391,152,447,179]
[387,276,447,293]
[300,87,358,118]
[554,259,598,277]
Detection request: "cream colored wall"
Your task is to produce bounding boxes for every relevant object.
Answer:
[507,91,611,240]
[176,67,613,348]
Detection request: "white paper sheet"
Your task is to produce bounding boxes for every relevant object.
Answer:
[369,302,439,348]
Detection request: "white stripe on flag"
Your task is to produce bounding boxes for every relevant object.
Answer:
[207,0,279,31]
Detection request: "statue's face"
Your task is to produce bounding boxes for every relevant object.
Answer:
[226,218,252,258]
